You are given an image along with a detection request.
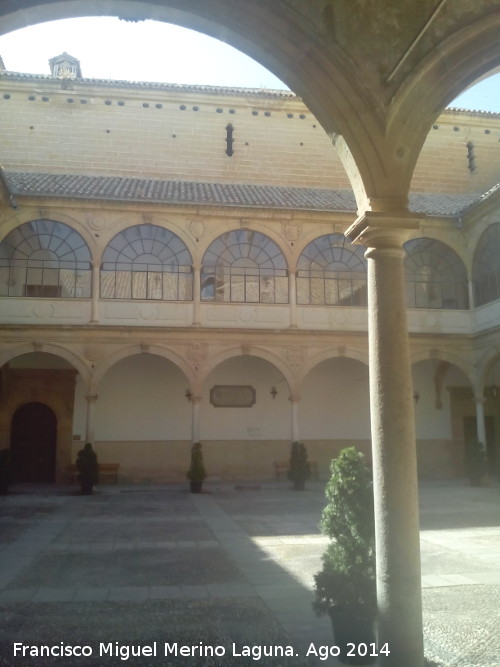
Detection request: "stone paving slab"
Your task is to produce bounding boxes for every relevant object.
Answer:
[0,481,498,667]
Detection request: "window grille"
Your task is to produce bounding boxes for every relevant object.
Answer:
[296,234,367,306]
[201,230,288,303]
[472,223,500,307]
[404,237,469,309]
[100,225,192,300]
[0,220,91,298]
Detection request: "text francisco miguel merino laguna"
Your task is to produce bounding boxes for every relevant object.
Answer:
[13,641,357,661]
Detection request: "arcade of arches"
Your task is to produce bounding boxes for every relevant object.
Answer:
[1,3,500,666]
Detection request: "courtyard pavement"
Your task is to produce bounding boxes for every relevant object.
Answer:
[0,479,499,667]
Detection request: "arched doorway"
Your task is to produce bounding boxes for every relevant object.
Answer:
[11,402,57,483]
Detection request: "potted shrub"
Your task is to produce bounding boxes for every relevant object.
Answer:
[0,448,11,495]
[287,441,311,490]
[465,437,486,486]
[76,442,99,495]
[313,447,376,665]
[187,442,206,493]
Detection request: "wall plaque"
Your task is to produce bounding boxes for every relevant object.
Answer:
[210,385,256,408]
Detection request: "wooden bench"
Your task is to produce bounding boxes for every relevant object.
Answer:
[69,463,120,484]
[274,460,319,480]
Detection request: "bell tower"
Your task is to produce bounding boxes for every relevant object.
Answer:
[49,52,82,79]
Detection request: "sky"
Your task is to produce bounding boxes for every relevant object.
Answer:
[0,17,498,111]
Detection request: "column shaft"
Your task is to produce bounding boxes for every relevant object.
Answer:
[192,265,201,327]
[90,264,100,323]
[191,397,201,443]
[290,397,300,441]
[288,269,298,328]
[474,397,486,446]
[85,394,98,444]
[366,242,424,667]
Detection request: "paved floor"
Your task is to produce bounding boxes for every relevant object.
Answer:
[0,479,499,667]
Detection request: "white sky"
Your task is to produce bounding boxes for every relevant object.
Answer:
[0,17,499,111]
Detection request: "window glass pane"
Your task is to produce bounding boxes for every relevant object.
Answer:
[404,238,469,309]
[101,225,192,300]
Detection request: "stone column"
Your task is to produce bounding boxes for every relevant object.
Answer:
[347,212,424,667]
[290,395,300,441]
[90,263,100,323]
[288,269,298,328]
[191,395,202,443]
[474,394,486,447]
[192,264,202,327]
[85,394,98,444]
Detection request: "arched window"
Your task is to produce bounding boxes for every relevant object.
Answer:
[472,223,500,306]
[201,230,288,303]
[0,219,91,298]
[101,225,192,300]
[404,238,469,309]
[296,234,367,306]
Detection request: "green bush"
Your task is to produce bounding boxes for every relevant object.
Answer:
[287,441,311,489]
[313,447,376,619]
[187,442,206,482]
[76,442,99,493]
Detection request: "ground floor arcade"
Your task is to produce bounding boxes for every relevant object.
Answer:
[1,327,499,485]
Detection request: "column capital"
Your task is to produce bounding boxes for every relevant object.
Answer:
[288,394,301,403]
[85,394,98,404]
[345,210,422,249]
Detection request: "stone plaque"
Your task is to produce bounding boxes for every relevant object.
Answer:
[210,385,256,408]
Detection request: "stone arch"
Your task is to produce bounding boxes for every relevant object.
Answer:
[200,350,295,477]
[100,223,193,301]
[0,219,93,300]
[478,350,500,392]
[296,233,368,306]
[92,345,194,390]
[472,222,500,307]
[411,356,474,478]
[410,349,473,387]
[92,349,193,479]
[404,237,470,310]
[0,344,90,385]
[302,347,369,385]
[387,15,500,198]
[200,346,296,396]
[0,211,97,254]
[0,1,417,210]
[201,229,289,304]
[0,351,80,480]
[299,355,372,473]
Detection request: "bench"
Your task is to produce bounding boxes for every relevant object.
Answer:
[274,460,319,480]
[69,463,120,484]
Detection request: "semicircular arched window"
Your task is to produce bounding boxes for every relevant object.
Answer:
[201,230,288,303]
[0,219,91,298]
[472,223,500,307]
[296,234,367,306]
[101,225,193,300]
[404,237,469,309]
